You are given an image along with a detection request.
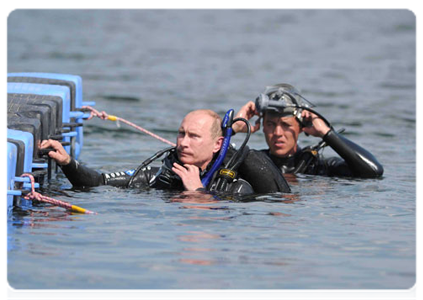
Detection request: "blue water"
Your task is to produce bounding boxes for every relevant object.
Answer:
[6,9,416,290]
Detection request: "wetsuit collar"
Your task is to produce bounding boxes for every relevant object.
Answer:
[265,147,303,173]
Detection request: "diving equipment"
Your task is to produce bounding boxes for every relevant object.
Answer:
[201,109,235,188]
[255,83,331,128]
[152,148,184,189]
[126,146,174,188]
[210,116,251,192]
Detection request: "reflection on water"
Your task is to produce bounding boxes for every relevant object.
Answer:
[178,231,221,266]
[7,9,415,289]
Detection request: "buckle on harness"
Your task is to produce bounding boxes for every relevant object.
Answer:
[218,168,237,182]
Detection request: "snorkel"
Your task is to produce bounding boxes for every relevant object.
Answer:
[201,109,234,188]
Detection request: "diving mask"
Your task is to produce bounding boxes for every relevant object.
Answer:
[255,84,315,122]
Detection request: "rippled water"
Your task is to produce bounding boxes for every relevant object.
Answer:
[6,9,416,291]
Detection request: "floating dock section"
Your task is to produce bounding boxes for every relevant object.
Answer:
[6,73,95,213]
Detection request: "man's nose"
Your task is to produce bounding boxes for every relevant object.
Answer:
[179,135,190,147]
[274,125,284,136]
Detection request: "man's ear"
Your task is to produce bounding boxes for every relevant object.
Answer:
[213,136,224,154]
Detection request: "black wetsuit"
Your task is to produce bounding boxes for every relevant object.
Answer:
[264,129,384,178]
[60,147,291,194]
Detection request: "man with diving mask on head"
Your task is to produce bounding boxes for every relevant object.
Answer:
[233,83,384,178]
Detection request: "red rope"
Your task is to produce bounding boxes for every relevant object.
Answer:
[82,106,176,147]
[21,174,96,214]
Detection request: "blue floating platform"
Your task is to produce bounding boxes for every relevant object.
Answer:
[8,72,95,158]
[7,142,18,212]
[7,72,92,212]
[7,82,76,156]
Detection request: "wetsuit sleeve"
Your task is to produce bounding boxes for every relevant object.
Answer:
[322,129,384,178]
[60,158,104,187]
[60,158,158,188]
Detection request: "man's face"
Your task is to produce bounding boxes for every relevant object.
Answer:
[262,113,301,157]
[176,112,222,170]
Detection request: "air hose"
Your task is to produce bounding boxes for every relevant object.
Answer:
[201,109,234,188]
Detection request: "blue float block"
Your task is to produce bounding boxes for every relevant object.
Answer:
[7,130,37,211]
[8,72,94,158]
[8,72,83,107]
[7,129,34,174]
[7,82,74,155]
[7,142,18,211]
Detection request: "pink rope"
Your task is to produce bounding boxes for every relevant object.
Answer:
[21,174,96,214]
[82,105,109,121]
[82,106,176,147]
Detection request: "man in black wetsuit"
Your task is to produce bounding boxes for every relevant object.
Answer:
[40,109,291,194]
[234,83,383,178]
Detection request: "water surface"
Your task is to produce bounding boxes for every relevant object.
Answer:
[7,9,416,290]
